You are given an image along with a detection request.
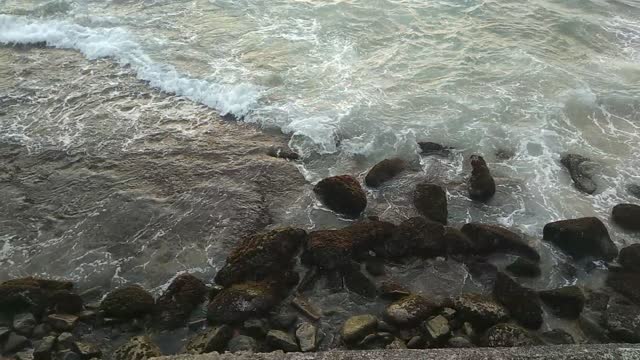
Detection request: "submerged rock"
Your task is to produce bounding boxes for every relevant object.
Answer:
[461,223,539,261]
[305,230,354,270]
[418,142,451,156]
[387,217,445,258]
[267,146,299,160]
[561,154,597,194]
[365,158,406,187]
[186,325,233,354]
[619,244,640,273]
[543,217,617,261]
[539,286,585,319]
[482,323,540,347]
[604,299,640,343]
[207,282,280,324]
[468,155,496,202]
[612,204,640,231]
[493,272,543,329]
[313,175,367,218]
[413,182,448,224]
[452,293,509,330]
[113,336,162,360]
[215,227,306,287]
[155,273,207,329]
[383,294,438,327]
[100,285,154,319]
[341,315,378,344]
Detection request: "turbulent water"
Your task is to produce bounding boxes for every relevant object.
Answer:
[1,0,640,350]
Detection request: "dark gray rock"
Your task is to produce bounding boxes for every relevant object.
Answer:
[357,332,394,350]
[33,335,55,360]
[341,315,378,344]
[313,175,367,218]
[604,299,640,343]
[619,244,640,272]
[270,310,298,330]
[266,329,299,352]
[386,338,407,349]
[58,351,80,360]
[30,323,49,340]
[493,272,543,329]
[418,142,451,156]
[186,325,233,354]
[207,282,280,324]
[413,182,448,224]
[541,329,575,345]
[607,271,640,305]
[452,293,509,330]
[539,286,585,319]
[365,158,406,187]
[56,332,74,352]
[482,323,540,347]
[296,322,318,352]
[75,342,101,359]
[13,312,36,336]
[365,257,385,276]
[447,336,473,348]
[561,154,597,194]
[461,223,539,261]
[113,336,162,360]
[388,217,445,258]
[3,332,30,354]
[227,335,258,353]
[47,314,78,332]
[543,217,617,261]
[506,257,541,277]
[613,204,640,231]
[243,319,268,338]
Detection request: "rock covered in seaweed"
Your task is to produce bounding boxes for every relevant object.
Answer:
[413,182,448,224]
[383,294,438,327]
[386,217,445,258]
[100,284,155,319]
[186,325,233,354]
[0,277,73,316]
[493,272,543,330]
[207,281,281,324]
[543,217,617,261]
[461,223,539,261]
[468,155,496,202]
[155,273,208,329]
[561,154,597,194]
[365,158,406,187]
[113,336,162,360]
[313,175,367,218]
[452,293,509,330]
[482,323,541,347]
[612,204,640,231]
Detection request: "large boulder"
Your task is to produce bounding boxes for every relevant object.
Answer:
[100,285,154,319]
[607,271,640,305]
[561,154,597,194]
[506,257,541,277]
[207,282,280,324]
[342,218,396,256]
[304,230,354,270]
[452,293,509,330]
[482,323,541,347]
[493,272,543,329]
[468,155,496,202]
[155,273,208,329]
[313,175,367,218]
[214,227,306,287]
[612,204,640,231]
[539,286,585,319]
[0,277,73,316]
[365,158,406,187]
[604,299,640,343]
[542,217,617,261]
[619,244,640,272]
[460,223,539,261]
[383,294,438,327]
[413,182,448,224]
[386,217,445,258]
[441,227,474,256]
[113,336,162,360]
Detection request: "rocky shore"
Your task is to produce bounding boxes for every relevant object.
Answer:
[2,144,640,360]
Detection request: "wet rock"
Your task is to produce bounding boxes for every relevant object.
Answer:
[243,319,267,338]
[561,154,597,194]
[604,299,640,343]
[442,227,474,256]
[468,155,496,202]
[16,351,35,360]
[607,271,640,305]
[461,223,539,261]
[296,322,318,352]
[113,336,162,360]
[448,336,473,348]
[155,273,207,329]
[619,244,640,273]
[208,285,224,301]
[0,277,68,316]
[33,335,55,360]
[99,285,154,319]
[386,338,407,349]
[482,323,540,347]
[539,286,585,319]
[378,281,411,300]
[49,290,83,315]
[579,312,610,343]
[266,330,299,352]
[267,146,299,160]
[341,315,378,344]
[3,332,30,354]
[584,288,610,312]
[383,295,438,327]
[387,217,445,258]
[452,293,509,330]
[543,217,617,261]
[13,313,36,336]
[56,332,74,352]
[464,260,499,288]
[541,329,575,345]
[493,272,543,329]
[313,175,367,218]
[207,282,280,324]
[290,296,321,322]
[365,158,406,187]
[343,218,396,255]
[75,342,101,358]
[612,204,640,231]
[495,148,515,160]
[270,310,298,330]
[58,351,80,360]
[47,314,78,332]
[215,228,306,287]
[186,325,233,354]
[365,257,385,276]
[227,335,258,353]
[413,182,448,224]
[357,332,394,350]
[406,335,425,349]
[0,326,10,340]
[418,142,451,156]
[31,324,49,340]
[422,315,450,343]
[506,257,541,277]
[343,262,377,298]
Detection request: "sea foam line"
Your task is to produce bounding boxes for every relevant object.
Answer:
[0,15,261,118]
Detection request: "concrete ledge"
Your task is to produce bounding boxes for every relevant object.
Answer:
[153,344,640,360]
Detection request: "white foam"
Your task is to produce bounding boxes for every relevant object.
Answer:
[0,15,261,118]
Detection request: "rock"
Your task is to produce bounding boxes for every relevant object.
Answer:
[441,227,474,256]
[482,323,540,347]
[296,322,318,352]
[447,336,473,348]
[13,312,36,336]
[33,335,55,360]
[270,310,298,330]
[418,142,451,156]
[343,218,396,255]
[612,204,640,231]
[365,257,385,276]
[386,338,407,349]
[291,296,321,322]
[304,230,353,271]
[207,282,280,324]
[413,182,448,224]
[49,290,83,314]
[387,217,445,258]
[75,342,101,358]
[561,154,597,194]
[0,326,10,340]
[243,319,267,338]
[47,314,78,332]
[468,155,496,202]
[541,329,575,345]
[452,293,509,330]
[406,335,425,349]
[365,158,406,187]
[31,324,49,340]
[99,285,154,319]
[215,228,306,287]
[378,281,411,300]
[584,288,610,312]
[464,260,499,288]
[113,336,162,360]
[208,285,224,301]
[463,322,476,338]
[539,286,585,319]
[155,273,207,329]
[619,244,640,272]
[506,257,541,277]
[493,272,543,329]
[604,299,640,343]
[543,217,617,261]
[383,295,438,327]
[186,325,233,354]
[3,332,30,354]
[58,351,80,360]
[227,335,258,353]
[495,148,515,160]
[422,315,450,343]
[56,332,74,351]
[461,223,539,261]
[607,271,640,305]
[357,332,394,350]
[77,310,97,324]
[343,262,378,299]
[341,315,378,344]
[16,350,35,360]
[266,330,299,352]
[313,175,367,218]
[267,146,299,160]
[0,278,61,316]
